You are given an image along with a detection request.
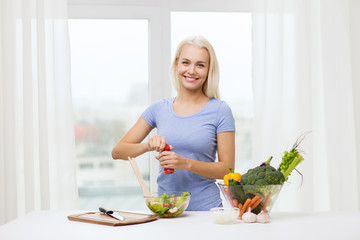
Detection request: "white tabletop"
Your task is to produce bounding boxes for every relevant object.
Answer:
[0,210,359,240]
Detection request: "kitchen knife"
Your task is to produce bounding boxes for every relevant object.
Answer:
[99,207,125,221]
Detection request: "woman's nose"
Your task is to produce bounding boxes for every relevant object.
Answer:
[187,64,195,74]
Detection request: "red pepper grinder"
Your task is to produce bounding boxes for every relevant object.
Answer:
[163,144,174,175]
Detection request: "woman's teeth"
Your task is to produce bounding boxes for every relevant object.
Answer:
[185,76,197,81]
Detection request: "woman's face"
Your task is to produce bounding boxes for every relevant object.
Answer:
[176,44,210,93]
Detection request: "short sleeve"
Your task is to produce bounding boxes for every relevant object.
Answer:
[141,100,162,128]
[216,101,235,133]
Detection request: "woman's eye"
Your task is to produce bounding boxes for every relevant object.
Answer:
[197,64,205,68]
[182,61,189,65]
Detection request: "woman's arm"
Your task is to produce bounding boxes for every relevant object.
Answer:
[111,117,153,160]
[157,131,235,179]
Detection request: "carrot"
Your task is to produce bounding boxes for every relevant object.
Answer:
[248,195,262,210]
[249,195,261,207]
[262,192,272,212]
[250,198,262,210]
[239,198,251,219]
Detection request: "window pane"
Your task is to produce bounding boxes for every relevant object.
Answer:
[171,12,253,173]
[69,19,149,211]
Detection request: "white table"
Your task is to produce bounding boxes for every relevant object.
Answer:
[0,210,359,240]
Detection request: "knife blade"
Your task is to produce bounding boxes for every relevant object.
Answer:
[99,207,125,221]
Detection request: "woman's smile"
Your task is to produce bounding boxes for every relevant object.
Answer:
[184,75,199,83]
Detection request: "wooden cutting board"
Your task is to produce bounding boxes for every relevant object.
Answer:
[67,211,159,226]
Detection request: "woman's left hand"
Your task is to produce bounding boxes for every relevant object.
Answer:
[155,151,189,171]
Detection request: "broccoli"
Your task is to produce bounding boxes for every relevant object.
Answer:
[240,161,285,186]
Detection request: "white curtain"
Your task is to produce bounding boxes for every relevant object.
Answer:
[252,0,360,212]
[0,0,78,225]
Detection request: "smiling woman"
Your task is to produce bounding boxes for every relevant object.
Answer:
[111,35,236,211]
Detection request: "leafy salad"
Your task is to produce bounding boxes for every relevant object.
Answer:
[146,192,190,217]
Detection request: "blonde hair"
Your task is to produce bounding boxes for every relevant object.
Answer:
[169,36,220,99]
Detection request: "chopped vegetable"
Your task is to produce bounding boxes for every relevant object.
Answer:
[223,168,242,185]
[147,192,189,217]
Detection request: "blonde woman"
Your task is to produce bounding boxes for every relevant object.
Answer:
[112,36,235,210]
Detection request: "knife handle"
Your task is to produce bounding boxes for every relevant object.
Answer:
[99,207,107,214]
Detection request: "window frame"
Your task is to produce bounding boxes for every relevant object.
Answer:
[67,0,252,192]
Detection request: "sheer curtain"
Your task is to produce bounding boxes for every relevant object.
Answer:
[0,0,78,225]
[252,0,360,212]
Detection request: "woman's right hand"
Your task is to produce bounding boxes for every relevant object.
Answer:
[147,135,171,152]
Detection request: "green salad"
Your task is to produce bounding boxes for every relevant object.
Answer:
[146,192,190,217]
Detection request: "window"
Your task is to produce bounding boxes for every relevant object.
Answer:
[68,1,252,210]
[69,19,150,211]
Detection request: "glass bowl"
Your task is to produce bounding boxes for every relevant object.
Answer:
[217,182,283,214]
[210,207,239,224]
[144,192,190,218]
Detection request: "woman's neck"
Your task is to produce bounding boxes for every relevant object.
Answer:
[173,91,210,116]
[175,90,209,104]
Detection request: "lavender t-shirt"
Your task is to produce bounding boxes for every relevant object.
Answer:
[141,97,235,210]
